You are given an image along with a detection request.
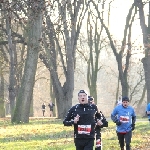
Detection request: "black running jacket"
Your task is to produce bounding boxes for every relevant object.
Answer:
[63,103,101,139]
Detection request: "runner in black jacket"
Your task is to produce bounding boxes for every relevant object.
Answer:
[63,90,103,150]
[88,96,108,150]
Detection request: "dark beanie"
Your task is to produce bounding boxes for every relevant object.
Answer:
[122,96,129,102]
[78,90,88,96]
[88,96,94,101]
[88,96,94,104]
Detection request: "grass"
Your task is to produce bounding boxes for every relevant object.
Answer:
[0,118,150,149]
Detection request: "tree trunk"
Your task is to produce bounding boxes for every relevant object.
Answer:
[12,0,43,123]
[0,75,5,117]
[50,78,56,117]
[114,76,120,107]
[29,93,33,117]
[5,9,16,119]
[136,84,146,112]
[86,14,103,104]
[142,56,150,104]
[135,0,150,104]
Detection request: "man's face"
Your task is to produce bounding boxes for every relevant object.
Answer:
[78,93,88,104]
[122,101,129,107]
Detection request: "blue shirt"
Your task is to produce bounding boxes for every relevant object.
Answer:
[111,105,136,133]
[146,103,150,111]
[146,103,150,119]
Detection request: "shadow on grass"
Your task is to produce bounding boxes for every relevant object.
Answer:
[0,129,73,143]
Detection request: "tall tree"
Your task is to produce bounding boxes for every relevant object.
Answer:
[12,0,43,123]
[0,65,5,117]
[2,1,17,118]
[135,0,150,104]
[92,1,137,97]
[86,2,108,104]
[0,0,29,119]
[40,0,89,118]
[0,2,9,117]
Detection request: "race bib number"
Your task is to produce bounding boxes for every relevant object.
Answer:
[120,116,129,123]
[78,125,91,135]
[147,111,150,114]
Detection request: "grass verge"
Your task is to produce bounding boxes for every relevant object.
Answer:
[0,118,150,149]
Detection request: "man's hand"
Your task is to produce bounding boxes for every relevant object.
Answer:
[131,124,135,131]
[74,114,80,124]
[115,120,121,126]
[97,119,103,126]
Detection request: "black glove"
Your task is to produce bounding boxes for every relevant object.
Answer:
[115,120,121,126]
[131,124,135,131]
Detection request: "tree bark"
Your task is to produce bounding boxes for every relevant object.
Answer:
[142,56,150,104]
[0,75,5,117]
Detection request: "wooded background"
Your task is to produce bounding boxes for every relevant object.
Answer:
[0,0,149,123]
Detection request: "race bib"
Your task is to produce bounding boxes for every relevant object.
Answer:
[78,125,91,135]
[147,111,150,114]
[120,116,129,123]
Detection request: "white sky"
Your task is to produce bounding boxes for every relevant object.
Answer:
[96,0,147,59]
[108,0,143,42]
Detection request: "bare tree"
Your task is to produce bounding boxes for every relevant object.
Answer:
[86,2,109,104]
[134,0,150,104]
[12,0,44,123]
[92,0,137,97]
[2,1,17,119]
[39,0,89,118]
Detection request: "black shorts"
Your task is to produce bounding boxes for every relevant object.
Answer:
[74,138,94,150]
[117,131,132,146]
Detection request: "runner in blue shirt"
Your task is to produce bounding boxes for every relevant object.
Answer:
[111,96,136,150]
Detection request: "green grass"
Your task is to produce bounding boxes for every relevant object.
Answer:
[0,118,150,149]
